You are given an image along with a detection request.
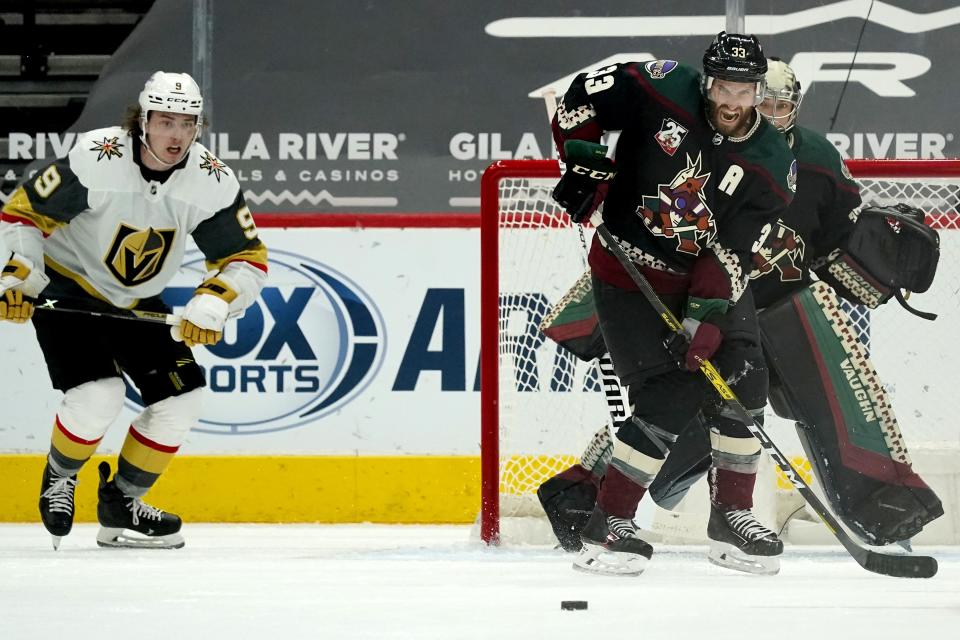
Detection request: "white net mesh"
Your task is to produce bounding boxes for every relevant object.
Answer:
[845,176,959,445]
[496,177,609,518]
[485,161,960,541]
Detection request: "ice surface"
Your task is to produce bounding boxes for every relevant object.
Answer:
[0,524,956,640]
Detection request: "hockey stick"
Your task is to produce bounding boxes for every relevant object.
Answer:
[590,213,937,579]
[34,297,180,326]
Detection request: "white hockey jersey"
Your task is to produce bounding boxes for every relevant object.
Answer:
[0,127,267,309]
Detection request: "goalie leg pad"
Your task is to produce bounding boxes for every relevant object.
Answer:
[537,466,598,552]
[578,424,614,477]
[759,282,943,544]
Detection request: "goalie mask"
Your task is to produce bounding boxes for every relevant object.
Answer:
[137,71,204,166]
[758,57,803,133]
[701,32,767,107]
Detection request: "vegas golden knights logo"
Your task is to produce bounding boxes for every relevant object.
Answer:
[104,224,176,286]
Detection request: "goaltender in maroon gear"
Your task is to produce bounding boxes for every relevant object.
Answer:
[549,32,795,576]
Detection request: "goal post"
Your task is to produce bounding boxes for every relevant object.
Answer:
[479,157,960,546]
[480,159,561,544]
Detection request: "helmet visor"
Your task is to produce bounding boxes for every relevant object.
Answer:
[705,76,764,108]
[758,87,801,131]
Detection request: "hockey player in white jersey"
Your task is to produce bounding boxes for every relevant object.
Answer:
[0,71,268,549]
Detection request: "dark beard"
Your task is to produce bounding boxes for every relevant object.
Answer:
[707,103,754,138]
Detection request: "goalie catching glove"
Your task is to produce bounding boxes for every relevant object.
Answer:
[0,252,50,323]
[173,273,239,347]
[813,203,939,319]
[552,140,616,223]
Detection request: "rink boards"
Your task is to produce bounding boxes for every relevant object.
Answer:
[0,219,957,525]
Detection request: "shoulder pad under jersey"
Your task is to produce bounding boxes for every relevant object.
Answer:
[792,126,858,187]
[740,118,797,197]
[178,141,242,213]
[67,126,137,190]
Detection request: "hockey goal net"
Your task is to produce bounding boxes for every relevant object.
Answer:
[479,158,960,545]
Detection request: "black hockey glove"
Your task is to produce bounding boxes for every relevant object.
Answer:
[663,318,723,372]
[813,202,939,319]
[552,140,616,223]
[662,296,728,372]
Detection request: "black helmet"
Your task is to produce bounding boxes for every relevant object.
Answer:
[702,31,767,83]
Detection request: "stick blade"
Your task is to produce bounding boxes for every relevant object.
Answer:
[861,550,938,579]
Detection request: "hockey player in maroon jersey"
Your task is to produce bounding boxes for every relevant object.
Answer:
[549,32,795,576]
[0,71,268,550]
[539,57,942,574]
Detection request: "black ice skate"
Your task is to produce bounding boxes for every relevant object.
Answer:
[573,507,653,576]
[707,504,783,575]
[38,463,78,550]
[96,461,184,549]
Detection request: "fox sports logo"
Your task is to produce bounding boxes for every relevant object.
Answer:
[126,249,387,434]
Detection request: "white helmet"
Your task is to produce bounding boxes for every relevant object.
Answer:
[138,71,204,140]
[761,57,802,132]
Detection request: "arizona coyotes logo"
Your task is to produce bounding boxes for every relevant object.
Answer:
[90,136,124,161]
[199,151,228,182]
[104,224,176,286]
[638,153,715,255]
[750,220,806,281]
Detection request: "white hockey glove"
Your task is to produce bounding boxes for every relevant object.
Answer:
[0,252,50,323]
[172,272,238,347]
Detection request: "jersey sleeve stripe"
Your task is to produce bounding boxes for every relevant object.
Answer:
[204,242,269,273]
[1,189,65,236]
[799,161,862,196]
[623,64,694,124]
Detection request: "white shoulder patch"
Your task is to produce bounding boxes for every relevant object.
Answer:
[67,126,135,189]
[178,142,241,213]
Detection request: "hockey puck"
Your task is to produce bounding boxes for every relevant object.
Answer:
[560,600,588,611]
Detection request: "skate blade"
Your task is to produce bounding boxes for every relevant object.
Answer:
[51,535,62,551]
[708,541,780,576]
[96,527,185,550]
[572,542,648,577]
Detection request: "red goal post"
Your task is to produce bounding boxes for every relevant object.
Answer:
[479,158,960,545]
